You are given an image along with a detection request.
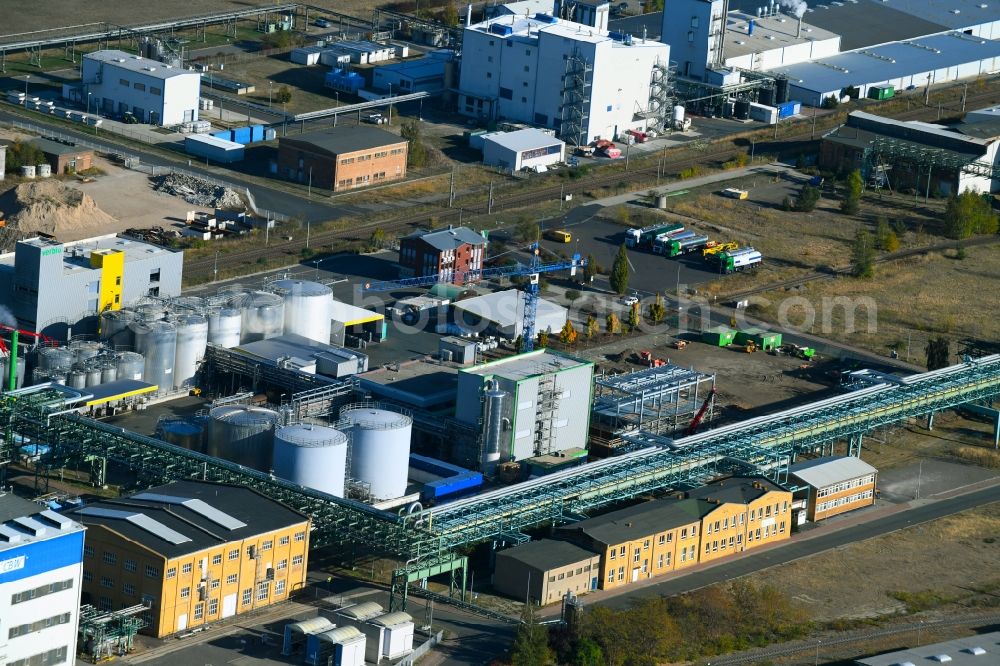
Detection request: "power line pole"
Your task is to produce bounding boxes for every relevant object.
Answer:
[449,167,455,207]
[487,180,494,215]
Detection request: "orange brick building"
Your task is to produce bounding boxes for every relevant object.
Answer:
[789,456,878,521]
[277,126,407,192]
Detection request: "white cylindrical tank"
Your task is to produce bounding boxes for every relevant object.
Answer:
[270,279,332,343]
[340,404,412,500]
[481,385,508,473]
[117,351,145,381]
[272,424,348,498]
[172,314,208,389]
[37,347,74,372]
[158,418,205,452]
[100,360,118,384]
[172,296,205,312]
[1,357,26,389]
[100,310,136,348]
[136,304,166,322]
[67,369,87,390]
[20,165,35,179]
[132,320,176,392]
[37,163,52,178]
[672,105,685,124]
[240,291,284,342]
[84,366,103,387]
[207,406,279,471]
[206,307,242,348]
[69,340,103,365]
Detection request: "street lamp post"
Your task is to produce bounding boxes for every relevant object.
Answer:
[87,92,92,115]
[268,81,273,108]
[24,75,28,97]
[387,83,393,124]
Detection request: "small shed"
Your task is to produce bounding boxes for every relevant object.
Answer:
[304,625,365,666]
[291,46,326,65]
[283,616,334,656]
[483,128,565,172]
[370,611,415,660]
[30,137,94,174]
[735,327,783,350]
[439,336,477,364]
[701,325,736,347]
[184,134,245,163]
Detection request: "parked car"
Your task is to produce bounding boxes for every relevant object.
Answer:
[621,295,639,306]
[363,113,386,125]
[314,18,331,27]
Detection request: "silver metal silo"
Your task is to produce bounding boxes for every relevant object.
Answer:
[339,403,412,501]
[99,310,136,348]
[270,279,333,343]
[171,296,205,312]
[172,314,208,390]
[207,406,279,471]
[206,306,243,348]
[131,320,176,392]
[135,303,166,322]
[70,339,103,365]
[37,347,74,373]
[84,365,103,387]
[100,359,118,384]
[116,351,145,381]
[240,291,284,343]
[481,382,508,473]
[272,424,349,498]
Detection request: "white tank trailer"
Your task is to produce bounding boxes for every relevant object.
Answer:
[207,405,279,471]
[340,404,412,501]
[172,314,208,389]
[240,291,285,343]
[270,279,333,343]
[272,423,349,498]
[99,310,136,349]
[206,306,243,348]
[131,320,176,393]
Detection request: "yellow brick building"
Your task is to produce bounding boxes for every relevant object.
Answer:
[686,476,793,561]
[69,481,310,638]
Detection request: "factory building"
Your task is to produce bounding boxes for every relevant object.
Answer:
[452,289,567,340]
[789,456,878,522]
[482,128,566,172]
[68,480,310,638]
[30,137,94,174]
[821,111,1000,194]
[0,493,86,666]
[557,499,711,590]
[661,0,840,80]
[398,226,486,280]
[457,13,670,144]
[769,31,1000,107]
[81,50,201,125]
[487,0,611,31]
[455,350,594,465]
[371,50,455,94]
[493,539,601,604]
[854,630,1000,666]
[0,234,183,337]
[277,127,408,192]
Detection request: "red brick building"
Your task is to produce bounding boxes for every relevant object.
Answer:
[277,126,407,192]
[31,138,94,174]
[398,226,486,281]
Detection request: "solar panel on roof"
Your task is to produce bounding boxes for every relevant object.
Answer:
[131,493,247,530]
[76,507,192,544]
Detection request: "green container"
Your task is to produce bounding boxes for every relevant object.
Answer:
[702,326,736,347]
[735,327,783,350]
[869,85,895,101]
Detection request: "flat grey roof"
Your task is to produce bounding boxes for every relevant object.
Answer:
[85,49,194,80]
[452,290,568,331]
[30,137,93,157]
[798,2,951,50]
[497,538,598,570]
[484,128,564,153]
[461,347,589,381]
[0,492,44,524]
[789,456,877,489]
[358,359,459,409]
[558,498,715,545]
[1,492,85,554]
[280,126,406,156]
[852,0,1000,31]
[723,10,839,61]
[855,630,1000,665]
[0,234,178,274]
[768,31,1000,96]
[686,476,787,505]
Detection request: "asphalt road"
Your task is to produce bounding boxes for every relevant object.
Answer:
[595,483,1000,610]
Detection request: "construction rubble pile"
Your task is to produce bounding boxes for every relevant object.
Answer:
[150,173,245,209]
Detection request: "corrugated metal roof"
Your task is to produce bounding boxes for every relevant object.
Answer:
[338,601,384,620]
[496,538,599,570]
[405,226,486,251]
[371,611,413,626]
[484,128,563,154]
[789,456,877,489]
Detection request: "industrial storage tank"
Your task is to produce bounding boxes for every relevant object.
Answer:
[340,404,412,500]
[132,320,176,392]
[99,310,135,348]
[272,424,348,498]
[240,291,284,342]
[117,351,145,381]
[67,369,86,390]
[100,360,118,384]
[84,366,103,387]
[480,383,508,473]
[775,77,790,105]
[158,418,205,452]
[206,307,243,348]
[37,347,74,373]
[70,340,103,365]
[207,406,279,471]
[1,356,26,389]
[135,304,166,322]
[672,105,685,125]
[172,296,205,312]
[172,314,208,389]
[734,99,751,120]
[270,279,332,343]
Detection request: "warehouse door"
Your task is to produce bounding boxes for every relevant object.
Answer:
[222,593,237,618]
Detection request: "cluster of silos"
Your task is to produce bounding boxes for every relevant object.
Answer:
[270,279,333,343]
[339,403,413,501]
[32,340,144,389]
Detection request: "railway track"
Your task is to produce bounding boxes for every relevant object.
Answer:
[182,87,1000,280]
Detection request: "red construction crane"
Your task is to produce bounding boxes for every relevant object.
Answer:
[685,387,717,436]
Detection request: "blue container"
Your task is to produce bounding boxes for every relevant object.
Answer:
[777,101,801,119]
[250,125,265,143]
[422,471,483,501]
[212,131,230,140]
[232,126,253,145]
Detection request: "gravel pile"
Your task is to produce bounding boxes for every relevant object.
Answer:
[151,173,245,209]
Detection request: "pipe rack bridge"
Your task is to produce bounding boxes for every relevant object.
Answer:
[0,356,997,609]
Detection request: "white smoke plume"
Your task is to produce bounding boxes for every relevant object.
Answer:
[779,0,807,18]
[0,305,16,329]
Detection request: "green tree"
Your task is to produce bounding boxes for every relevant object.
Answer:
[883,230,900,252]
[583,254,598,283]
[274,85,292,105]
[606,313,621,335]
[893,218,908,237]
[586,315,599,339]
[926,336,951,370]
[572,638,605,666]
[511,604,554,666]
[400,119,427,168]
[840,169,863,215]
[513,335,524,353]
[558,320,577,344]
[565,289,581,303]
[647,293,666,323]
[943,190,999,239]
[792,184,820,212]
[536,330,549,348]
[875,217,892,250]
[628,302,640,330]
[441,2,460,26]
[822,95,840,109]
[516,218,540,243]
[369,227,386,250]
[610,244,630,295]
[4,140,45,172]
[851,229,875,278]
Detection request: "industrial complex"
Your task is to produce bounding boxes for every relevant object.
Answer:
[1,0,1000,663]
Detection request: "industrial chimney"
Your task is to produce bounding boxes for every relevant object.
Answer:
[797,16,802,38]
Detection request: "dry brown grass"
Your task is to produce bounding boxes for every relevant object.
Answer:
[954,446,1000,469]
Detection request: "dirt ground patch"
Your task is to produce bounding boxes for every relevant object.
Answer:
[737,501,1000,623]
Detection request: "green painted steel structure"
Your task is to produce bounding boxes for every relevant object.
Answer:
[1,356,998,609]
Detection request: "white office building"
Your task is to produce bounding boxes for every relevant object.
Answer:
[457,13,670,144]
[0,493,86,666]
[81,50,201,125]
